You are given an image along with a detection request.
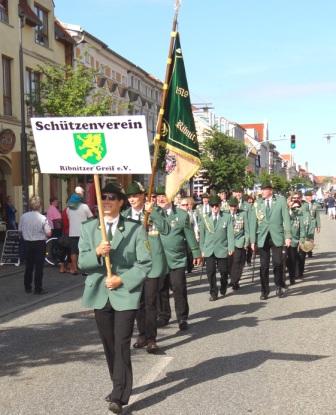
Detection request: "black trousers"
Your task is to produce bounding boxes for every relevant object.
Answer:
[158,267,188,323]
[298,248,306,277]
[229,248,246,284]
[246,245,253,265]
[23,240,46,292]
[205,255,229,296]
[286,246,298,280]
[259,234,285,294]
[94,301,136,405]
[136,277,159,341]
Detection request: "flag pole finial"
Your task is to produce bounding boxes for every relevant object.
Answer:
[174,0,181,12]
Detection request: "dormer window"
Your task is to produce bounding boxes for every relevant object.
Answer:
[0,0,8,23]
[34,4,49,47]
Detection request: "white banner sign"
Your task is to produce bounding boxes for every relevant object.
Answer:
[31,115,152,174]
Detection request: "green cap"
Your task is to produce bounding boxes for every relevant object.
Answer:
[228,197,239,206]
[201,192,210,198]
[305,191,313,196]
[232,185,243,193]
[261,181,273,189]
[155,185,166,195]
[209,195,221,206]
[125,181,145,196]
[101,182,125,197]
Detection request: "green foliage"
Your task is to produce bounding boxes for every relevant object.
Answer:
[259,171,290,194]
[200,128,248,191]
[243,171,256,190]
[290,175,313,190]
[33,64,112,117]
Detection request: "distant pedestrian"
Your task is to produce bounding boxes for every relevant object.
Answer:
[67,192,93,274]
[4,196,17,230]
[19,196,51,294]
[46,197,62,237]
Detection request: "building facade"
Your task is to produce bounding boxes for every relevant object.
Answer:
[0,0,73,221]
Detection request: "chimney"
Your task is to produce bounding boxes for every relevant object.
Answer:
[305,162,309,172]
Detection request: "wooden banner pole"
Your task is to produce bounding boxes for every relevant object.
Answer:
[93,174,112,279]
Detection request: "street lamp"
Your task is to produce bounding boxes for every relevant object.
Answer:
[18,9,29,212]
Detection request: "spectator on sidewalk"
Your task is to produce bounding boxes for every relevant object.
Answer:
[4,196,17,230]
[46,197,62,237]
[67,192,93,274]
[19,196,51,294]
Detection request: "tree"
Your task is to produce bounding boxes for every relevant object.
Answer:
[33,64,112,117]
[200,127,248,191]
[290,175,313,190]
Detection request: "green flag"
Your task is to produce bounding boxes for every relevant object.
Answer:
[160,32,200,201]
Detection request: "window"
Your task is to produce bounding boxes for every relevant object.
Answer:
[34,4,49,47]
[0,0,8,23]
[2,56,12,116]
[25,68,41,117]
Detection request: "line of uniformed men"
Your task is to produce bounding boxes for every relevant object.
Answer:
[77,181,320,414]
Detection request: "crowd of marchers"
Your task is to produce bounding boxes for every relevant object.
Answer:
[74,179,320,414]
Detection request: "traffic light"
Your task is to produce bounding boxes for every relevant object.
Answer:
[290,134,296,149]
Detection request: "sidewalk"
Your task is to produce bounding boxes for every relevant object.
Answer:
[0,263,84,320]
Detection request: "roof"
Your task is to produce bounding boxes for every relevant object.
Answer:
[240,123,266,142]
[55,20,75,45]
[19,0,41,27]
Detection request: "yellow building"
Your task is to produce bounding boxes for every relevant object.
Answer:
[0,0,73,224]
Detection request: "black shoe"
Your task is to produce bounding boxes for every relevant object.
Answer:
[133,337,147,349]
[289,279,296,285]
[276,287,284,298]
[209,295,218,301]
[232,283,240,291]
[260,292,269,300]
[109,401,123,414]
[105,393,113,403]
[220,288,227,296]
[34,289,48,295]
[25,288,32,293]
[146,341,159,354]
[156,318,169,328]
[178,320,188,331]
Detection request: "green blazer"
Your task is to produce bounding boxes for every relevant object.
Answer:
[122,207,168,278]
[79,216,151,311]
[199,212,235,258]
[160,206,201,270]
[300,208,316,240]
[195,203,211,223]
[230,210,250,249]
[301,201,321,231]
[288,209,305,247]
[249,195,292,248]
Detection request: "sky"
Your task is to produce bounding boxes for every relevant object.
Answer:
[54,0,336,176]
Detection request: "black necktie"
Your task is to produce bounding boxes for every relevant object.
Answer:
[213,215,218,228]
[266,200,271,219]
[107,222,113,241]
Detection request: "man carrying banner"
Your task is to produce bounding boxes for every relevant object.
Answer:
[122,181,168,353]
[78,183,151,414]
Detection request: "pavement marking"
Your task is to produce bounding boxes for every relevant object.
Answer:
[127,356,174,407]
[0,282,83,321]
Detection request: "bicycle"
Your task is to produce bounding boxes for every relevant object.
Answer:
[45,237,68,266]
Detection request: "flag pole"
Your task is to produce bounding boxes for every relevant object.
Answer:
[144,0,181,228]
[93,174,113,279]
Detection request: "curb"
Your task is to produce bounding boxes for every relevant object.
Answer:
[0,281,83,321]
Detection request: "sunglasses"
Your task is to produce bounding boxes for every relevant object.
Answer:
[102,193,119,201]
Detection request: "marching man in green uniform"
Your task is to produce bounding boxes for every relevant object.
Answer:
[302,190,321,258]
[199,195,235,301]
[122,181,168,353]
[78,183,152,414]
[250,182,292,299]
[195,192,211,221]
[227,197,250,291]
[232,186,251,215]
[218,189,229,212]
[156,186,202,330]
[286,195,306,285]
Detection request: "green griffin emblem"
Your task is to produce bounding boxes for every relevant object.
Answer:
[73,132,107,164]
